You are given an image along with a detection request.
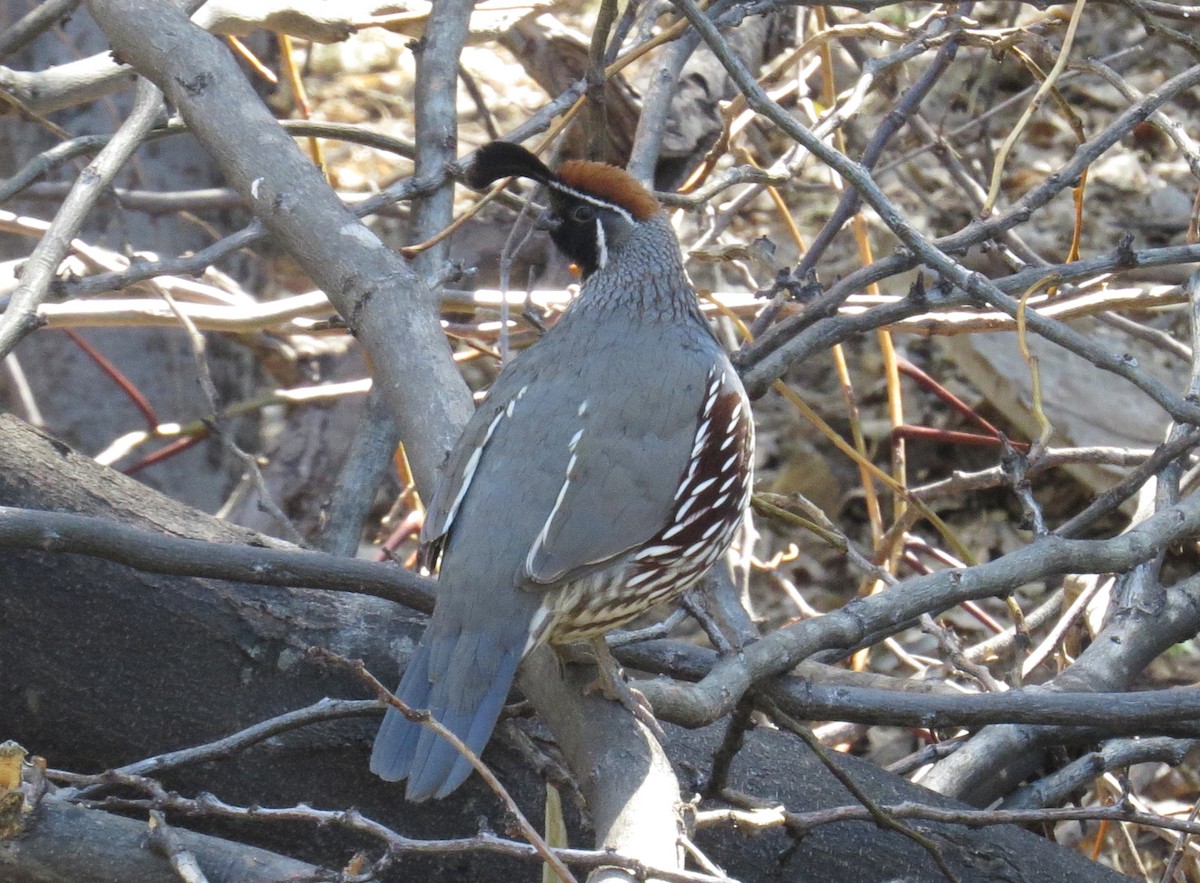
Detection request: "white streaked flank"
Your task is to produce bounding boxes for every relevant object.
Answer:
[522,604,554,655]
[635,544,681,560]
[625,570,657,588]
[661,521,685,540]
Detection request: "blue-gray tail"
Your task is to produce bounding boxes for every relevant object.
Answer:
[369,627,523,800]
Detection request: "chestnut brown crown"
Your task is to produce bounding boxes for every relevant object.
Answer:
[466,142,661,278]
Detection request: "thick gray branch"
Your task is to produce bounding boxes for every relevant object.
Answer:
[0,502,433,612]
[640,491,1200,726]
[0,798,325,883]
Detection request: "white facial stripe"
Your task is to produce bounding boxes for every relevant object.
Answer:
[595,217,607,270]
[547,181,636,225]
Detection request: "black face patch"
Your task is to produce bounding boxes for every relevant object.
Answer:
[546,189,638,278]
[548,209,601,277]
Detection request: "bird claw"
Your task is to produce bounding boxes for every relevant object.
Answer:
[586,638,665,738]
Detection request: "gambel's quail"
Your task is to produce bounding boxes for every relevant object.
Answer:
[370,142,754,800]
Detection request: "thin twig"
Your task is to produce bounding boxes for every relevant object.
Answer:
[0,77,165,358]
[764,702,963,883]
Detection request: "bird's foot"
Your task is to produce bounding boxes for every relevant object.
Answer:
[585,637,665,738]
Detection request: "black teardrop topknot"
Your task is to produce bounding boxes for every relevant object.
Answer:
[466,142,555,190]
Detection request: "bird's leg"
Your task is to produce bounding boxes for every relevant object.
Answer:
[585,637,665,738]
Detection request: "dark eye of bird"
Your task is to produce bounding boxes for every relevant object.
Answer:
[570,204,595,224]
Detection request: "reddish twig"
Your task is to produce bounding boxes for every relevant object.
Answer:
[123,432,208,475]
[63,328,158,428]
[891,425,1030,453]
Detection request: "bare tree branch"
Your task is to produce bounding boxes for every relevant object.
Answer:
[0,77,164,358]
[86,0,473,500]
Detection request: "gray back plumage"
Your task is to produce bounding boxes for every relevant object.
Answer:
[423,214,721,582]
